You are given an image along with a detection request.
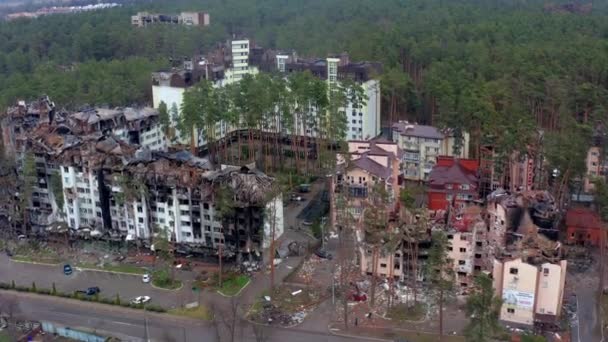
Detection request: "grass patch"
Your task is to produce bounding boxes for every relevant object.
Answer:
[76,262,147,275]
[169,305,213,321]
[0,331,10,342]
[152,269,182,290]
[217,274,250,296]
[12,255,60,264]
[387,303,426,321]
[395,332,465,342]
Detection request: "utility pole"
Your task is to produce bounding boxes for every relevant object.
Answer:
[143,305,150,342]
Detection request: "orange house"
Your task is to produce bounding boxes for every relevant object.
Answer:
[427,156,479,211]
[566,207,604,246]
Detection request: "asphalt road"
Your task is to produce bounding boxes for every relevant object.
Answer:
[576,289,599,342]
[2,291,382,342]
[0,253,198,309]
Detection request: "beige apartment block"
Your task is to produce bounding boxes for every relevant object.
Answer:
[493,258,567,327]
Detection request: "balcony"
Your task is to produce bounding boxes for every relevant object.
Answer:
[348,185,368,198]
[401,141,420,151]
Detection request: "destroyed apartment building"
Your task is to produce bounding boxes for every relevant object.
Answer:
[485,189,566,328]
[1,97,284,257]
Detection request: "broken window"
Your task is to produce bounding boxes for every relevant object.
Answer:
[380,263,387,268]
[509,268,518,275]
[507,308,515,314]
[459,248,466,253]
[458,260,465,265]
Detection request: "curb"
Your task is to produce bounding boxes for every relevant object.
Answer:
[0,289,208,326]
[151,281,184,292]
[216,278,251,297]
[327,322,467,340]
[74,266,147,276]
[11,258,61,266]
[327,325,391,341]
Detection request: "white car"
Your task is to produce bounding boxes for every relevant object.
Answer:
[142,274,151,283]
[131,296,151,305]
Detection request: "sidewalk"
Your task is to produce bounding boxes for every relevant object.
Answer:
[328,323,466,342]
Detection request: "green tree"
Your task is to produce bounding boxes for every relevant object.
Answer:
[158,100,170,139]
[425,231,455,340]
[49,171,64,215]
[464,274,502,342]
[214,184,236,288]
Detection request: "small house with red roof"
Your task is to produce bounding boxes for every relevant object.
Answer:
[427,156,479,211]
[566,207,604,246]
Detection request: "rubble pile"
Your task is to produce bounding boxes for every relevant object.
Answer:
[249,285,324,327]
[289,255,324,284]
[252,304,310,326]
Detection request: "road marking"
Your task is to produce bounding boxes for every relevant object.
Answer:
[47,310,141,328]
[109,320,139,327]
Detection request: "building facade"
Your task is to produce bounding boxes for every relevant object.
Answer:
[3,98,283,257]
[565,207,604,246]
[391,121,470,181]
[492,258,567,327]
[427,157,479,212]
[151,44,382,149]
[584,146,602,193]
[131,11,210,27]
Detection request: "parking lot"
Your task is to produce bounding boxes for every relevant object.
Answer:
[0,253,198,309]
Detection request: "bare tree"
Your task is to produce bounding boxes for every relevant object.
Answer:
[0,293,19,319]
[213,297,241,342]
[251,323,272,342]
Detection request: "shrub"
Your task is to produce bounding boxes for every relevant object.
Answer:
[114,294,121,305]
[0,282,10,289]
[31,282,36,292]
[100,298,114,305]
[146,305,166,313]
[15,286,29,292]
[52,283,57,295]
[38,289,51,295]
[11,280,15,289]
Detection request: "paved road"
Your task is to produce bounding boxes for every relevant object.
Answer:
[0,254,198,309]
[576,288,599,342]
[2,291,382,342]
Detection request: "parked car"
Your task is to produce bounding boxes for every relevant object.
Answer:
[131,296,151,305]
[63,264,73,276]
[142,274,151,283]
[76,287,100,296]
[315,249,333,260]
[85,287,100,295]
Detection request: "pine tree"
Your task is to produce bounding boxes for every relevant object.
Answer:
[464,274,502,342]
[425,231,455,340]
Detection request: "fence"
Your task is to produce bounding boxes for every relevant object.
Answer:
[41,321,108,342]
